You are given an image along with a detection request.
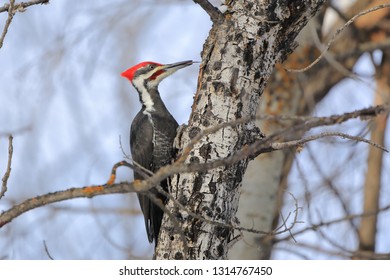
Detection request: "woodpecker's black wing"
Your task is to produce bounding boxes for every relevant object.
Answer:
[130,110,178,245]
[130,111,156,243]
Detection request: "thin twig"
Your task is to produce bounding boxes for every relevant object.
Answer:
[1,135,13,199]
[271,131,388,153]
[0,0,49,13]
[286,3,390,72]
[0,0,15,49]
[43,240,54,260]
[274,203,390,244]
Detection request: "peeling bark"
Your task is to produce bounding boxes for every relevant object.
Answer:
[156,0,325,260]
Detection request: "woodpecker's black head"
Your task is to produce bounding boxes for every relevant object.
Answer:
[121,60,194,112]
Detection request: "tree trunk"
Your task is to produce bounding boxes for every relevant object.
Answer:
[230,0,390,259]
[358,50,390,253]
[156,0,325,260]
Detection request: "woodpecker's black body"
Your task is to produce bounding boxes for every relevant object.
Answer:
[121,60,193,245]
[130,92,178,244]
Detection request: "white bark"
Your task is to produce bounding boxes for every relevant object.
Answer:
[156,0,326,260]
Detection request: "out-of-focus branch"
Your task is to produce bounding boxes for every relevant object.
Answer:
[269,131,387,153]
[0,0,49,13]
[287,3,390,72]
[1,135,13,199]
[335,38,390,61]
[275,203,390,243]
[358,49,390,253]
[0,0,15,49]
[0,0,49,49]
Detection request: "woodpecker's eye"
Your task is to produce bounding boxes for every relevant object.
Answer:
[148,64,155,70]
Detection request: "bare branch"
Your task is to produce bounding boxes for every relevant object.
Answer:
[0,181,139,228]
[1,135,13,199]
[287,3,390,72]
[275,203,390,244]
[0,0,49,13]
[0,0,49,49]
[0,0,15,49]
[0,105,387,232]
[43,240,54,260]
[271,131,388,153]
[193,0,223,23]
[257,105,389,123]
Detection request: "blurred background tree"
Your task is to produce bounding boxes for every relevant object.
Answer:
[0,0,389,259]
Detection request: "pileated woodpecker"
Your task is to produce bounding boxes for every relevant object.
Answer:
[121,60,194,245]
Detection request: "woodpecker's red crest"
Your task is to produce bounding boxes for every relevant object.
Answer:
[121,61,162,82]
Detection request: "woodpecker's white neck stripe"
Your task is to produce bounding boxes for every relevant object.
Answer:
[132,75,155,112]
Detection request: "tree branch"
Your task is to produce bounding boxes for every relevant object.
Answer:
[193,0,223,23]
[270,131,388,153]
[0,0,49,13]
[0,0,49,49]
[0,0,15,49]
[1,135,13,199]
[1,105,387,231]
[274,203,390,244]
[287,3,390,72]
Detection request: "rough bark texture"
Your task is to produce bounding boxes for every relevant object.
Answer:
[231,0,390,259]
[156,0,325,260]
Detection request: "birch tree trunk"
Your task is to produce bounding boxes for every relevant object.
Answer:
[156,0,325,260]
[230,0,390,259]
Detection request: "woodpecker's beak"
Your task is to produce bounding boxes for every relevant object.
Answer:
[165,60,194,69]
[146,60,197,85]
[163,60,194,72]
[147,60,195,83]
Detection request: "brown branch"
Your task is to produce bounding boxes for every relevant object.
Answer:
[0,0,15,49]
[275,203,390,243]
[287,3,390,72]
[0,0,49,13]
[0,105,387,229]
[270,131,388,153]
[273,105,389,134]
[1,135,13,199]
[0,181,149,228]
[193,0,223,23]
[0,0,49,49]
